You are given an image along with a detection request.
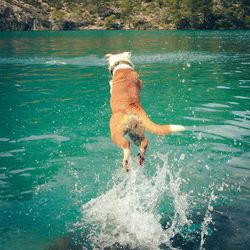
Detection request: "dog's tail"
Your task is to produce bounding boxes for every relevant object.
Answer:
[136,108,185,135]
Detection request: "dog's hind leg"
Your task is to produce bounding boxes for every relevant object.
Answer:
[123,145,130,172]
[138,137,148,166]
[111,131,131,172]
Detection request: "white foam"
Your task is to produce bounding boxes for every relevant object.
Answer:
[79,154,191,249]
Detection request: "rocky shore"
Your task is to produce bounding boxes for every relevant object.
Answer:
[0,0,249,31]
[0,0,173,31]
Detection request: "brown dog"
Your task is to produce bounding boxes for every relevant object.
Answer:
[105,52,185,172]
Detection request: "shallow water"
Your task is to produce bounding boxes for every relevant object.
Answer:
[0,30,249,250]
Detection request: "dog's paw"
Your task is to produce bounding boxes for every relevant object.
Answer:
[123,160,130,172]
[138,153,145,166]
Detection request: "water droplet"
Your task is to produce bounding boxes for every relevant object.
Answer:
[180,154,185,160]
[197,133,202,140]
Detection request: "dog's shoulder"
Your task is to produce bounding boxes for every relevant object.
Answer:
[114,70,141,87]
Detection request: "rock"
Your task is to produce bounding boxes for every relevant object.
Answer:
[0,0,50,31]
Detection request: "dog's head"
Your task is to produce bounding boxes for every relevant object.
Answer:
[105,52,134,73]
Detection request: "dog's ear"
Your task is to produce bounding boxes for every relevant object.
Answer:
[124,51,132,57]
[105,53,112,59]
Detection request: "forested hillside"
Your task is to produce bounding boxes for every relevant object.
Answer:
[0,0,250,31]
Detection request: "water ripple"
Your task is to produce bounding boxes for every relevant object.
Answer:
[197,125,250,140]
[14,134,70,143]
[0,52,235,67]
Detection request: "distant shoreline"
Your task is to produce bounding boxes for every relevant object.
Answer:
[1,0,249,32]
[1,28,249,32]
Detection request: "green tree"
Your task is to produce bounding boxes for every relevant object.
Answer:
[104,15,120,29]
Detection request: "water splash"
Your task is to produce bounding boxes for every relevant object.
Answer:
[76,154,191,249]
[64,153,230,249]
[199,190,216,250]
[0,52,226,67]
[133,52,216,65]
[199,182,227,250]
[0,56,105,66]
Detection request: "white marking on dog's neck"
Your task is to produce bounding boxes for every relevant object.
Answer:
[112,63,134,75]
[109,80,113,95]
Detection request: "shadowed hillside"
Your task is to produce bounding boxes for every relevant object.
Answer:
[0,0,250,31]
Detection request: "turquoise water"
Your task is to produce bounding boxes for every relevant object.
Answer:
[0,30,249,249]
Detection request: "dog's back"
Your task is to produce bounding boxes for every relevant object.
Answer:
[110,69,142,114]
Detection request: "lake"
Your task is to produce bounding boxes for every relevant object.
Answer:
[0,30,249,249]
